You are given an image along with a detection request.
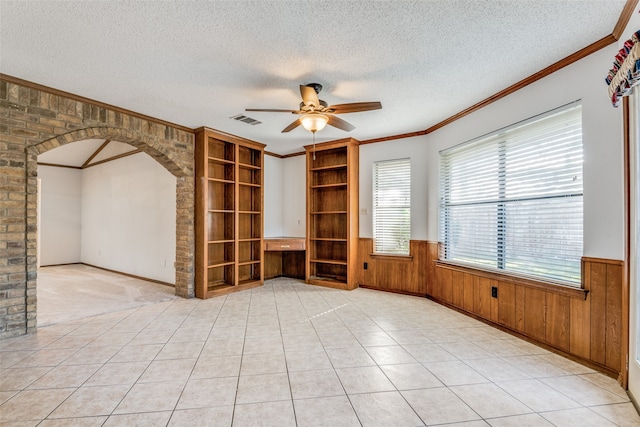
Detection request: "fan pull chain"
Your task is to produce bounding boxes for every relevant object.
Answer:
[312,131,316,161]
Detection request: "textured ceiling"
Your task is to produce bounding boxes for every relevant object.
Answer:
[0,0,628,155]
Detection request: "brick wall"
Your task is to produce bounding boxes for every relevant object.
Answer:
[0,78,195,339]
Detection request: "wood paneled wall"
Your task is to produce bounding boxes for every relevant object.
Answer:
[357,239,438,296]
[583,257,624,373]
[433,255,624,379]
[358,239,624,379]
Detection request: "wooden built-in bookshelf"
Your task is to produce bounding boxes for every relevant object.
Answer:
[305,138,359,290]
[195,128,265,298]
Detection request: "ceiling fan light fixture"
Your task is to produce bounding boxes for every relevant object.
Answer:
[300,113,328,133]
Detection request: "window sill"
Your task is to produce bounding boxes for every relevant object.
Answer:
[370,253,413,262]
[435,260,588,300]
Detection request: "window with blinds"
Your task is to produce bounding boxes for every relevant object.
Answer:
[373,158,411,254]
[439,102,583,285]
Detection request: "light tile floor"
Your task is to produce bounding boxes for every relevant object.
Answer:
[1,276,639,426]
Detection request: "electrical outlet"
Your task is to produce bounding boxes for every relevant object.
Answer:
[364,262,368,270]
[491,286,498,298]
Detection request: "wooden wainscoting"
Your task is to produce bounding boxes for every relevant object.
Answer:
[583,257,624,374]
[432,256,624,380]
[357,239,438,296]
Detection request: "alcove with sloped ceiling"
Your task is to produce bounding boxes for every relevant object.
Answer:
[36,138,177,323]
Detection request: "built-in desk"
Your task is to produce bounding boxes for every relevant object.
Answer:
[264,237,306,279]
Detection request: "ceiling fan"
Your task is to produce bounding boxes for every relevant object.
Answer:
[246,83,382,133]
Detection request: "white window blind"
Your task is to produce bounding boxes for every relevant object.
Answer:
[374,158,411,254]
[439,102,583,285]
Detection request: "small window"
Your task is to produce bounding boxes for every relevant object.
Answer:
[373,158,411,254]
[439,102,583,284]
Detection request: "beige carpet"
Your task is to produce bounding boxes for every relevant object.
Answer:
[37,264,178,327]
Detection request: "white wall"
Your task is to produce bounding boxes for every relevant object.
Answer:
[81,152,176,283]
[38,166,82,265]
[264,155,284,237]
[282,155,307,237]
[422,46,624,259]
[356,45,624,260]
[231,37,628,261]
[359,136,429,239]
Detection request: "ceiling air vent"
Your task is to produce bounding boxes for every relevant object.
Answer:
[230,114,262,125]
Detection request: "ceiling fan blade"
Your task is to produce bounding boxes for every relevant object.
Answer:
[281,119,301,133]
[328,102,382,114]
[246,108,300,113]
[300,85,320,107]
[327,115,355,132]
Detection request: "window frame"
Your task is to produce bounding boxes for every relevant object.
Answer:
[438,101,584,287]
[372,157,411,256]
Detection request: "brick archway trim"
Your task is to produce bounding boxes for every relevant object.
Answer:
[1,78,195,338]
[29,127,191,178]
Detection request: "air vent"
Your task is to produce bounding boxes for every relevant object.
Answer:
[230,114,262,125]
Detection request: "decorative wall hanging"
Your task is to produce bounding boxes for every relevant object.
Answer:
[606,30,640,107]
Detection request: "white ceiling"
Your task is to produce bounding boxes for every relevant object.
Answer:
[38,139,138,168]
[0,0,628,155]
[38,139,105,167]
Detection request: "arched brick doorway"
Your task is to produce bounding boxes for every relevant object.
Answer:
[0,77,195,337]
[28,129,195,326]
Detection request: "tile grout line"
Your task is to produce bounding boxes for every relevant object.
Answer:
[166,294,226,426]
[229,287,253,425]
[102,298,198,425]
[26,299,178,424]
[270,279,300,426]
[2,277,638,425]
